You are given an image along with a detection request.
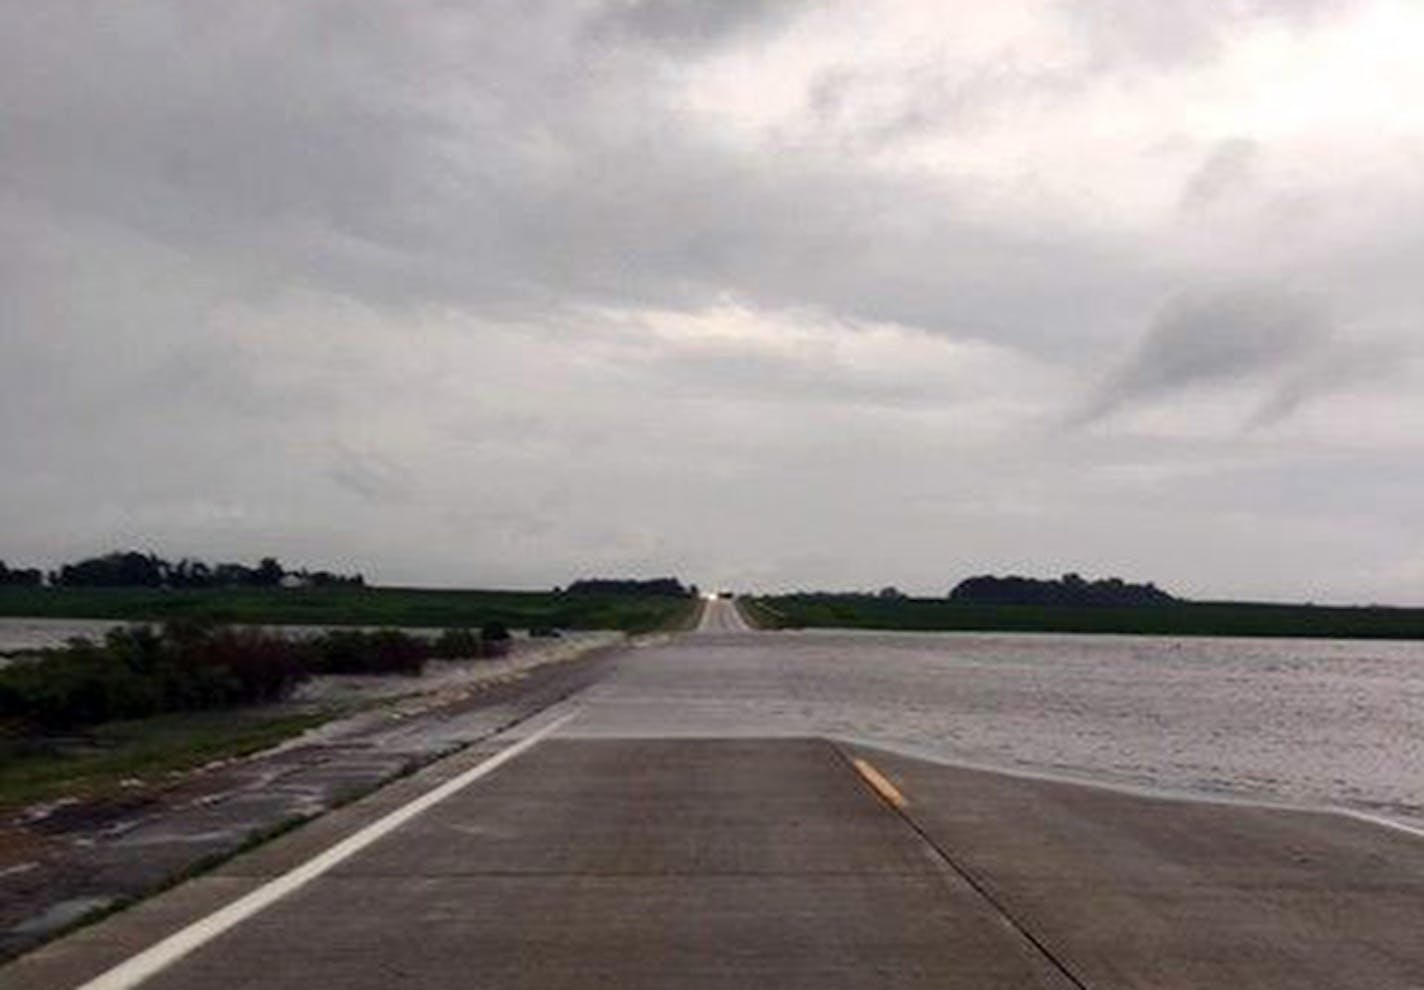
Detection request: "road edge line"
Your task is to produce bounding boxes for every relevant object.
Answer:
[75,711,578,990]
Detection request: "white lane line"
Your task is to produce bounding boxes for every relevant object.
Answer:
[76,711,578,990]
[1340,810,1424,843]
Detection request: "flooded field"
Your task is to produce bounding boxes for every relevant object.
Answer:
[0,618,492,662]
[0,617,126,654]
[575,628,1424,829]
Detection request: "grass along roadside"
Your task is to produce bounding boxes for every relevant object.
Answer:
[0,586,699,634]
[0,707,339,816]
[751,594,1424,640]
[734,597,789,630]
[0,626,624,820]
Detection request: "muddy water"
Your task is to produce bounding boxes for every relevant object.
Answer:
[0,619,484,655]
[0,618,125,654]
[575,629,1424,828]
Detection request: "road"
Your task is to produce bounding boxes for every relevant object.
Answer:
[8,599,1424,988]
[695,595,752,632]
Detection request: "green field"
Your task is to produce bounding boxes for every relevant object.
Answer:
[748,594,1424,640]
[0,586,698,635]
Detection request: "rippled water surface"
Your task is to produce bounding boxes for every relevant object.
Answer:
[0,617,125,653]
[0,619,470,654]
[576,629,1424,828]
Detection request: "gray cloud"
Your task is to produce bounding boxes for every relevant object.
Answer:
[2,1,1423,602]
[1180,138,1258,211]
[1249,338,1413,428]
[1058,0,1353,69]
[585,0,799,49]
[1077,287,1330,424]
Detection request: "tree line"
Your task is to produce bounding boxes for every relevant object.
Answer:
[561,577,697,597]
[0,551,364,589]
[948,573,1177,607]
[0,561,44,587]
[771,573,1179,608]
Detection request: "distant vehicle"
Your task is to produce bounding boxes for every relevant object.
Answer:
[718,591,735,599]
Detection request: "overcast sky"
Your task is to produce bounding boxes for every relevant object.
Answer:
[3,1,1423,602]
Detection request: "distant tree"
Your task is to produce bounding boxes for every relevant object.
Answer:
[254,557,285,587]
[877,586,906,599]
[46,551,358,589]
[169,558,213,588]
[566,577,693,597]
[0,560,43,587]
[56,551,167,588]
[300,569,364,588]
[212,562,255,587]
[480,621,511,641]
[948,573,1177,607]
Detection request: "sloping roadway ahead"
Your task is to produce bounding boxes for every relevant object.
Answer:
[8,600,1424,988]
[12,732,1079,989]
[695,596,752,633]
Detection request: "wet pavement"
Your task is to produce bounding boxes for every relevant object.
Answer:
[0,634,622,961]
[570,612,1424,829]
[5,600,1424,987]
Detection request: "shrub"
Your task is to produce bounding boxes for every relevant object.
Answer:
[432,628,481,659]
[312,628,429,675]
[0,624,312,731]
[480,621,512,658]
[187,626,312,703]
[367,629,428,675]
[313,629,373,674]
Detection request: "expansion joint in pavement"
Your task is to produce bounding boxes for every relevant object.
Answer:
[829,741,1094,990]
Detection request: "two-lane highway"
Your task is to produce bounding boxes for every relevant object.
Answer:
[694,596,752,633]
[9,610,1424,988]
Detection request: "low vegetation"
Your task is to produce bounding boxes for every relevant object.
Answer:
[563,577,697,597]
[0,708,332,814]
[0,622,511,734]
[747,593,1424,640]
[949,572,1176,607]
[26,550,364,590]
[0,560,43,587]
[0,584,697,633]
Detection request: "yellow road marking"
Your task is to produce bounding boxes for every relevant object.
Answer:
[852,757,908,810]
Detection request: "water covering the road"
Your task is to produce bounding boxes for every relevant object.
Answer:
[576,609,1424,829]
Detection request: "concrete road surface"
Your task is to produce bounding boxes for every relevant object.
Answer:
[7,601,1424,988]
[695,596,752,633]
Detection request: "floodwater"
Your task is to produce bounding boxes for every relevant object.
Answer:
[0,617,126,654]
[0,619,492,654]
[573,628,1424,830]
